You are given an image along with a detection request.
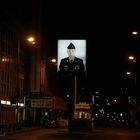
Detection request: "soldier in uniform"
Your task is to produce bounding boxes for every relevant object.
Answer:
[59,42,85,75]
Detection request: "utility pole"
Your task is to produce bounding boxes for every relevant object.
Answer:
[16,40,20,130]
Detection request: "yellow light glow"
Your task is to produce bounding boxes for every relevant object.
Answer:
[128,56,134,60]
[51,59,56,63]
[27,37,35,42]
[2,58,5,62]
[32,41,36,44]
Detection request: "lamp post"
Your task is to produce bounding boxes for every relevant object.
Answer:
[16,37,35,129]
[24,36,36,123]
[129,31,140,129]
[127,55,137,98]
[126,71,136,96]
[16,39,20,130]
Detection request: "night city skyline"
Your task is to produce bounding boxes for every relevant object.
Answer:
[2,0,140,136]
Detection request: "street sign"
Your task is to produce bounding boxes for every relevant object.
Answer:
[31,98,53,108]
[75,103,90,109]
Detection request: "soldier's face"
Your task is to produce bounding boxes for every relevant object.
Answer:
[67,49,76,59]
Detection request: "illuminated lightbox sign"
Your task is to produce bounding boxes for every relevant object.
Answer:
[31,98,53,108]
[57,39,86,74]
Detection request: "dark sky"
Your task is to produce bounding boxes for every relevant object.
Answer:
[43,1,140,95]
[1,0,140,95]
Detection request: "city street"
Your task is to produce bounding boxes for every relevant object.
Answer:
[0,126,140,140]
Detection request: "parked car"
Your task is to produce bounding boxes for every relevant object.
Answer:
[56,119,68,128]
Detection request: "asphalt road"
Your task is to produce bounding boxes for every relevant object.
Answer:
[0,127,140,140]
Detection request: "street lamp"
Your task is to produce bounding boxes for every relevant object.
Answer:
[128,55,136,63]
[127,71,131,75]
[127,55,137,90]
[126,71,136,98]
[16,37,36,129]
[132,31,139,37]
[132,31,138,35]
[128,55,137,89]
[126,71,136,83]
[15,39,21,130]
[27,37,35,44]
[129,31,140,129]
[128,56,134,60]
[51,58,56,63]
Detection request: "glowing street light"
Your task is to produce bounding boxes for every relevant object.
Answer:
[131,31,139,39]
[51,59,56,63]
[27,37,35,42]
[27,37,36,45]
[128,55,136,63]
[126,71,131,75]
[132,31,138,35]
[128,56,135,60]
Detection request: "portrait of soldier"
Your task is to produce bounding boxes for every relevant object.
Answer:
[59,42,85,75]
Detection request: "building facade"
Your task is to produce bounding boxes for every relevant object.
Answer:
[0,5,67,134]
[0,11,24,133]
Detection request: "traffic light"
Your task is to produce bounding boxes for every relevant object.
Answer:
[112,98,118,104]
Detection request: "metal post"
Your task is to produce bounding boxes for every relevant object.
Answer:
[74,76,77,118]
[16,40,20,130]
[134,74,137,98]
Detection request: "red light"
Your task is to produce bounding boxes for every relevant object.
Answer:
[114,99,117,102]
[112,98,117,104]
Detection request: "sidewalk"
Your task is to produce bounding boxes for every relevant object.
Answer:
[0,126,42,136]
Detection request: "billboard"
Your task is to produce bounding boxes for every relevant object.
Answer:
[57,39,86,75]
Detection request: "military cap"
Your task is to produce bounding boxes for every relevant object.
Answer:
[67,42,76,49]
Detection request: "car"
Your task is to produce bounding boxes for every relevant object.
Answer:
[56,119,68,128]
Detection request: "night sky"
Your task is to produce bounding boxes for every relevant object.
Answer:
[43,1,140,95]
[1,1,140,95]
